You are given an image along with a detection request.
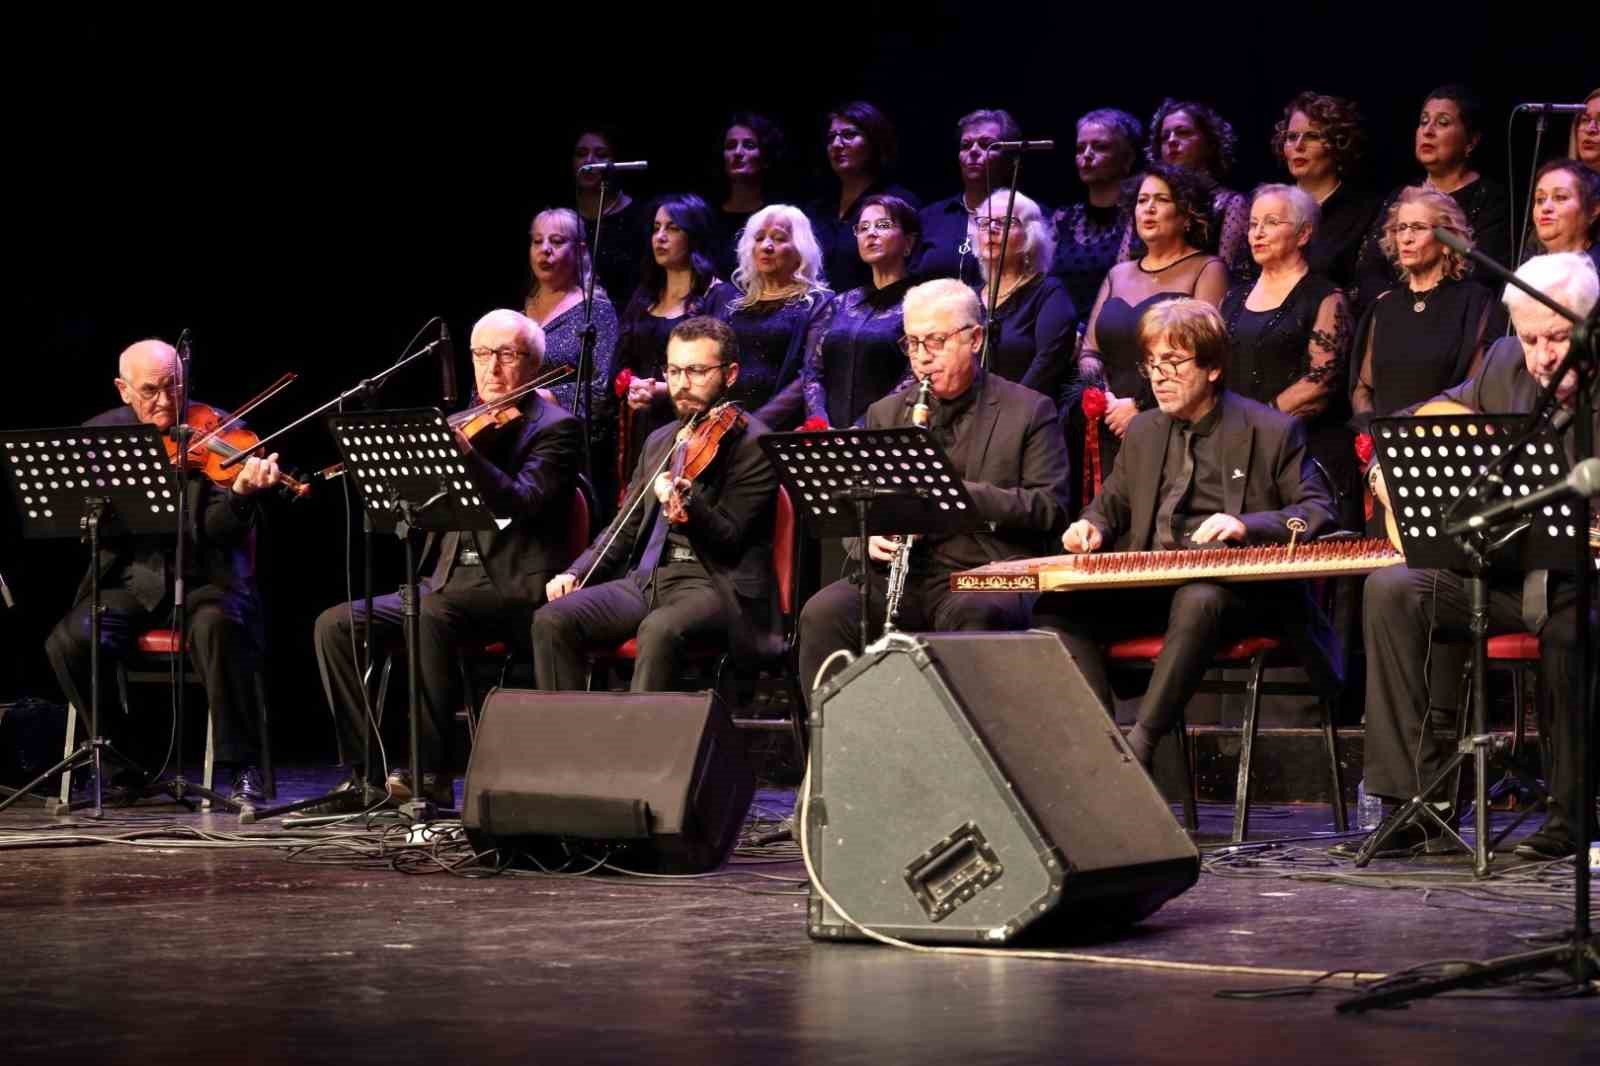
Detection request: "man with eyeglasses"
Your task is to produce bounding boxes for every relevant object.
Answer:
[532,315,778,692]
[43,339,285,806]
[1033,298,1340,772]
[311,309,582,811]
[796,278,1072,698]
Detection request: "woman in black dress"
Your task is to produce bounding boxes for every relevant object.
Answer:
[1350,187,1503,429]
[803,194,919,428]
[1079,164,1228,494]
[1524,159,1600,275]
[914,108,1019,287]
[709,113,785,281]
[971,189,1079,407]
[1222,184,1356,521]
[717,203,833,429]
[1139,99,1251,276]
[613,194,736,500]
[572,126,647,308]
[1353,85,1510,315]
[1050,108,1142,322]
[806,101,919,296]
[1271,92,1381,294]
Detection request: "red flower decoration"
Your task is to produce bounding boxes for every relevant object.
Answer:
[1080,386,1107,421]
[1354,432,1375,466]
[801,416,830,432]
[613,368,634,398]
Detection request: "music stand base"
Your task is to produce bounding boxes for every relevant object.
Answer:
[1337,940,1599,1013]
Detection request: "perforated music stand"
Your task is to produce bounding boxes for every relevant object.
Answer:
[761,427,981,652]
[314,408,498,823]
[1360,411,1578,874]
[0,424,175,818]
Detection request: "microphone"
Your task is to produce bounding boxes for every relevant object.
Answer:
[1514,102,1587,114]
[1431,226,1472,257]
[437,322,458,407]
[1450,458,1600,535]
[577,160,649,175]
[989,139,1056,153]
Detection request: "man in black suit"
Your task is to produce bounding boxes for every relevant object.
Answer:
[1341,252,1598,860]
[44,339,284,803]
[533,316,778,691]
[313,309,582,809]
[796,278,1073,697]
[1035,299,1340,770]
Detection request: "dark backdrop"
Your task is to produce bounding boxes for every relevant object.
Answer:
[6,4,1581,757]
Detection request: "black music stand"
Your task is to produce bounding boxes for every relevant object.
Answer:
[0,424,173,818]
[761,427,981,652]
[1355,411,1574,874]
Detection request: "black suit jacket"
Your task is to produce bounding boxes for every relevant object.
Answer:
[860,371,1072,568]
[74,406,259,610]
[568,408,779,649]
[427,396,583,605]
[1430,336,1600,465]
[1084,389,1337,551]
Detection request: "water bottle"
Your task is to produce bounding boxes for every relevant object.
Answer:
[1356,779,1383,830]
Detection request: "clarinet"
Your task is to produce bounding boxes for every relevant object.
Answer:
[883,376,932,632]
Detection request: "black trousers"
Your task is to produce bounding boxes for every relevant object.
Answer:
[1362,565,1595,821]
[532,562,731,692]
[1034,581,1339,741]
[796,564,1034,704]
[313,564,534,777]
[44,583,263,764]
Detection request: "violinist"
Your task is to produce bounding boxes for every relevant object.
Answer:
[43,339,282,805]
[1337,252,1600,862]
[311,310,583,811]
[795,279,1073,705]
[532,316,778,692]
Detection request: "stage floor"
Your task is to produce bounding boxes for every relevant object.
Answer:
[0,767,1594,1064]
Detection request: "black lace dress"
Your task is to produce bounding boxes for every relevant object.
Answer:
[1050,201,1126,330]
[803,277,914,428]
[715,288,834,428]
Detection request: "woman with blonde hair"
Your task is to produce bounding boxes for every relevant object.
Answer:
[715,203,833,426]
[523,207,619,422]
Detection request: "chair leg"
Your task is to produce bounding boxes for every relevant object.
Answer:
[200,709,216,810]
[255,671,275,799]
[1231,654,1268,843]
[1509,663,1526,757]
[59,702,79,804]
[1175,709,1198,833]
[458,658,477,750]
[1322,702,1348,832]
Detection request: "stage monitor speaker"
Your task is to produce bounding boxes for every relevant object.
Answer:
[463,689,754,874]
[806,630,1199,944]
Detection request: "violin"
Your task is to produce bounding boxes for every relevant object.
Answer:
[662,402,747,524]
[170,402,312,499]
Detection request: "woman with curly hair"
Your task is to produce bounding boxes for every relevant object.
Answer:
[1078,164,1228,482]
[1272,91,1382,291]
[1135,99,1251,275]
[1349,187,1503,427]
[1353,85,1510,315]
[716,203,834,427]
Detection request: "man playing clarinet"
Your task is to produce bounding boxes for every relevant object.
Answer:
[1035,298,1341,771]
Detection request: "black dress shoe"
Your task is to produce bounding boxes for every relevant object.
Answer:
[228,766,266,807]
[301,774,389,816]
[1329,808,1456,859]
[1513,815,1576,860]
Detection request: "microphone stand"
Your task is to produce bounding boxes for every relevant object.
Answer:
[978,151,1025,373]
[573,170,608,495]
[1341,240,1598,1012]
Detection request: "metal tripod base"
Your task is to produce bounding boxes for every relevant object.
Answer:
[0,737,148,821]
[1338,939,1600,1012]
[121,774,243,816]
[1354,732,1496,875]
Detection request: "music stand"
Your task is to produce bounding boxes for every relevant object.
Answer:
[761,427,982,652]
[272,408,496,824]
[1355,411,1577,874]
[0,424,174,818]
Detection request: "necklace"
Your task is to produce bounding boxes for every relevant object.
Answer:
[1409,281,1441,313]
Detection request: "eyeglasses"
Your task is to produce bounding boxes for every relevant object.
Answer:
[663,363,727,382]
[1282,130,1326,147]
[1137,354,1200,380]
[1246,216,1294,232]
[471,347,526,366]
[972,215,1020,232]
[898,323,978,356]
[853,219,900,235]
[1388,222,1434,237]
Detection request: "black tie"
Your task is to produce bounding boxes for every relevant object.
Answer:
[1156,426,1196,550]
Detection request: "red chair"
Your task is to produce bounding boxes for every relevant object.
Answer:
[375,477,593,747]
[1458,633,1538,756]
[1106,612,1348,843]
[585,486,804,759]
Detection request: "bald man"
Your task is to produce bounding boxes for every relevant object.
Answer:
[44,339,284,805]
[312,310,583,811]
